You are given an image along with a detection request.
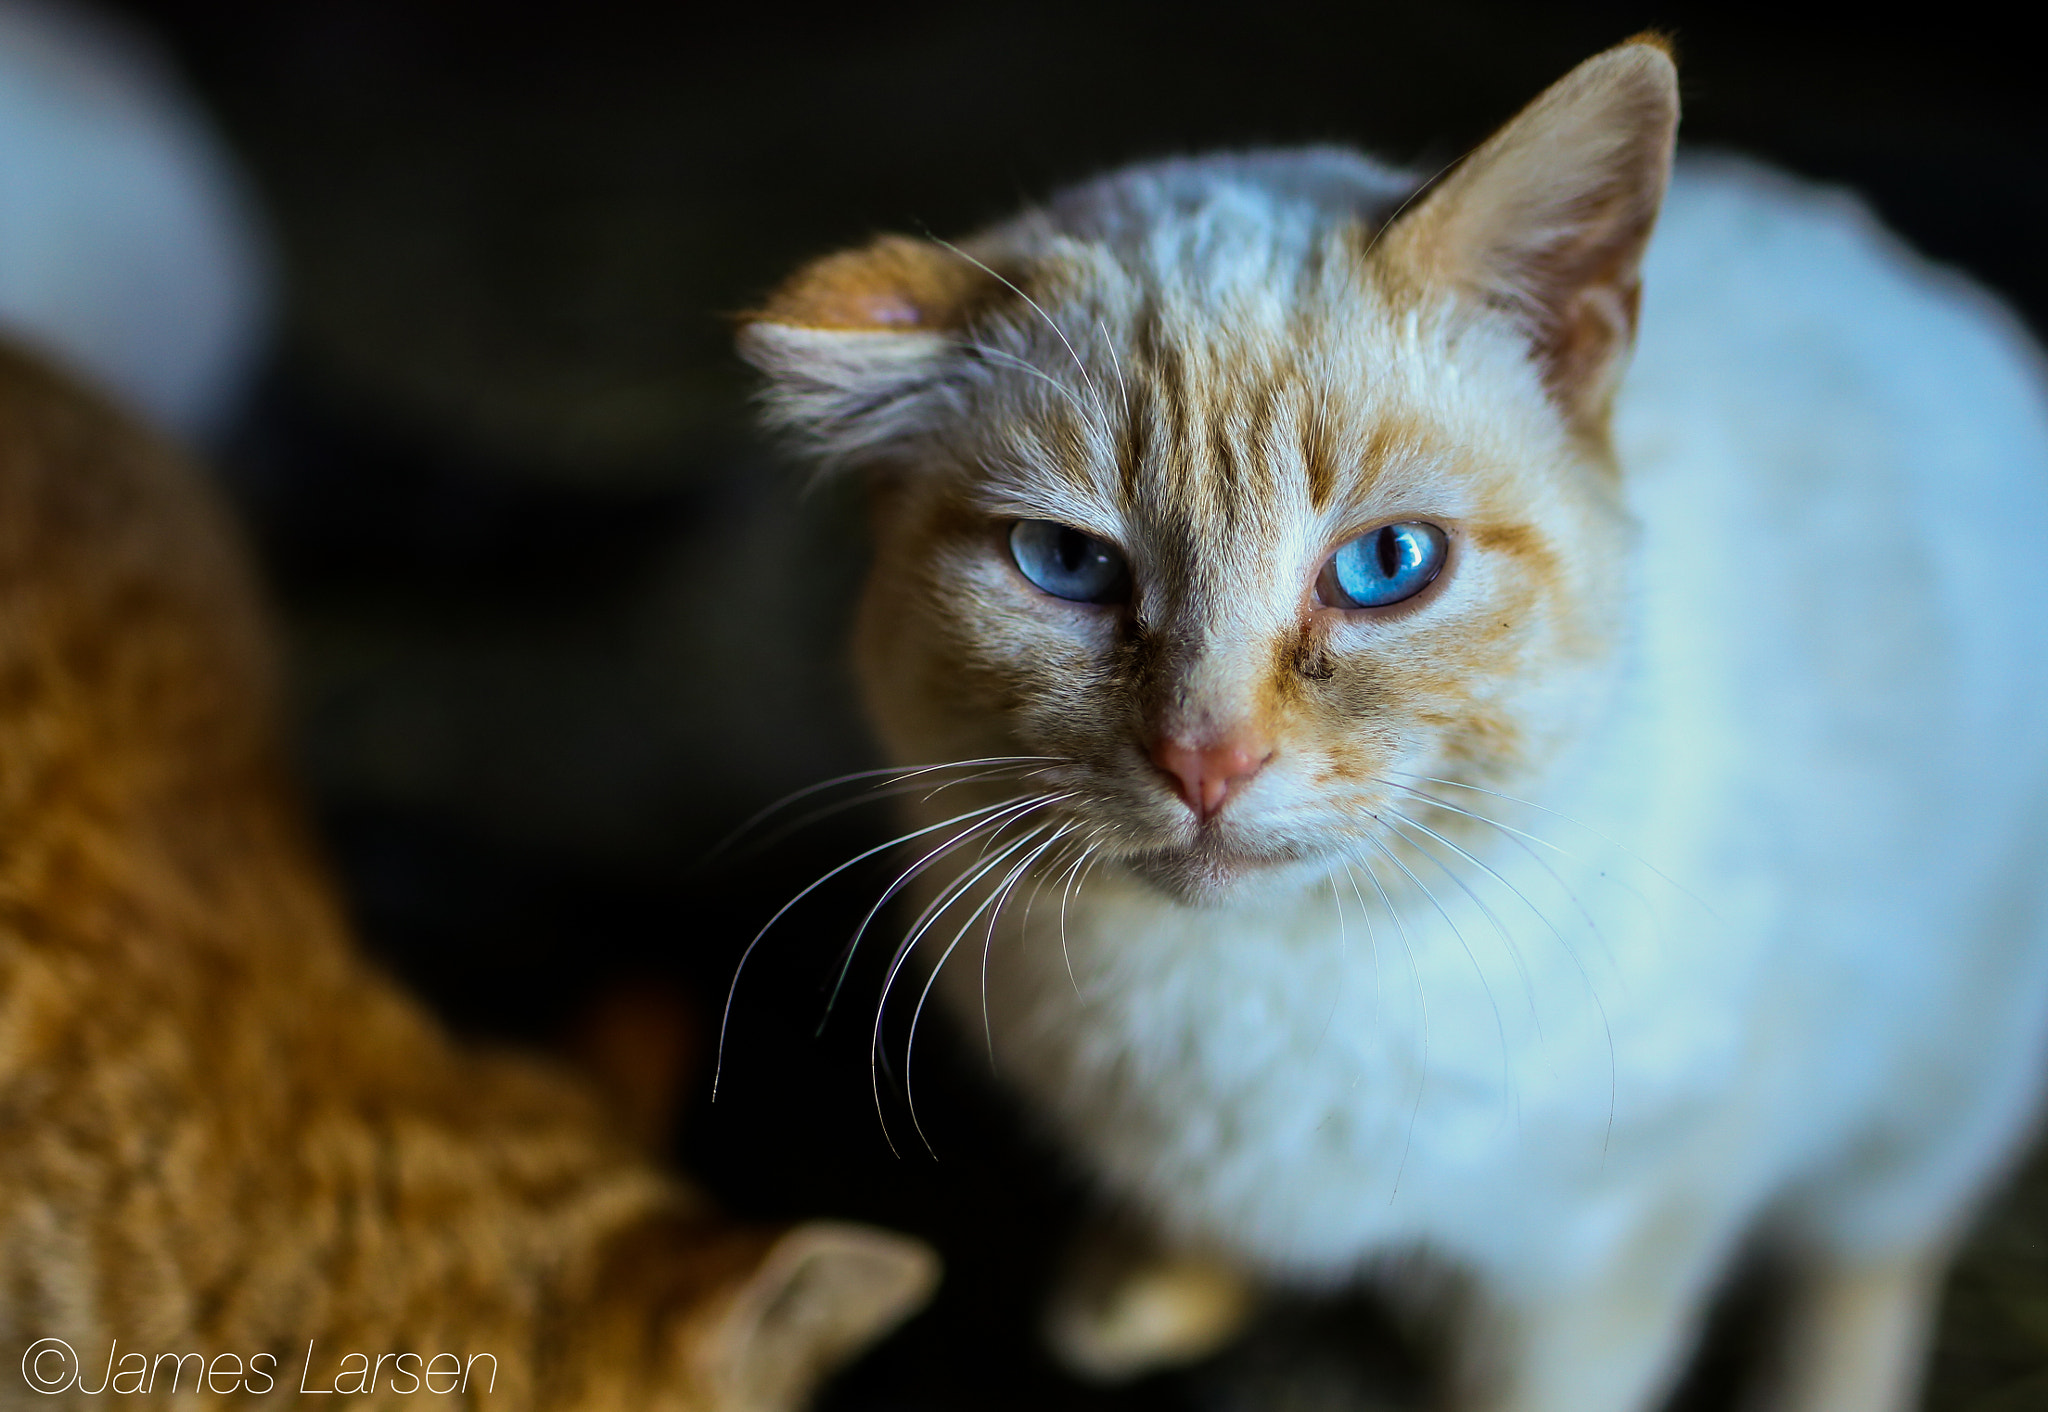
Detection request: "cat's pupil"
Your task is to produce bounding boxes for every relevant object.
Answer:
[1057,529,1092,574]
[1375,526,1401,579]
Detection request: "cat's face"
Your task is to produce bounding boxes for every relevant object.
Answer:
[743,42,1676,905]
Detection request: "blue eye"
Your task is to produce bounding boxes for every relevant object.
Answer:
[1009,520,1129,603]
[1319,522,1448,609]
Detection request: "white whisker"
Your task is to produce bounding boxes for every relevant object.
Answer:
[1374,779,1620,968]
[980,824,1075,1066]
[1351,154,1463,269]
[1014,826,1087,942]
[1390,771,1718,921]
[926,234,1108,432]
[1345,858,1383,1031]
[899,823,1060,1155]
[1056,827,1115,996]
[706,756,1060,860]
[816,789,1071,1029]
[742,762,1058,864]
[1376,810,1541,1039]
[1353,856,1425,1203]
[1387,800,1621,1161]
[1381,779,1664,966]
[1317,872,1350,1054]
[1360,828,1517,1127]
[713,790,1055,1098]
[870,809,1066,1154]
[1385,801,1608,1001]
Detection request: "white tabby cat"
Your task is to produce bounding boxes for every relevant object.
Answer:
[738,40,2048,1412]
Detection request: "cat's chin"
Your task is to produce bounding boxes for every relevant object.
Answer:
[1124,838,1325,908]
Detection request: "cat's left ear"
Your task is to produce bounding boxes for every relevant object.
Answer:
[737,236,999,468]
[1377,37,1679,428]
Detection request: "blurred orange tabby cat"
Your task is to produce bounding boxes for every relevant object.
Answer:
[0,342,934,1409]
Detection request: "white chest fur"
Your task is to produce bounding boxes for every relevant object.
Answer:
[941,160,2048,1301]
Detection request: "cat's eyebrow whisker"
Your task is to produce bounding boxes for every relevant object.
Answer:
[1351,153,1464,272]
[714,790,1057,1099]
[953,340,1098,427]
[925,234,1109,434]
[871,810,1068,1155]
[1098,317,1131,424]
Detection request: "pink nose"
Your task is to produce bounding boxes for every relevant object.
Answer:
[1149,731,1274,822]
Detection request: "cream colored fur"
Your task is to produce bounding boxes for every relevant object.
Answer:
[740,43,2048,1412]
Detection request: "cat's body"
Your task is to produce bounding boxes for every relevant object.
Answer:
[961,146,2048,1261]
[740,43,2048,1412]
[949,160,2048,1406]
[0,342,934,1408]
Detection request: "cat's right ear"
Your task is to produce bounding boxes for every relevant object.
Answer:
[699,1221,940,1412]
[737,236,997,468]
[1376,38,1679,429]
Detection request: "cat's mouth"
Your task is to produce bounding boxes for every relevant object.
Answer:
[1123,832,1314,905]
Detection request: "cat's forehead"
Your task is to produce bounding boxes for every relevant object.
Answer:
[1029,148,1418,271]
[956,239,1463,544]
[943,150,1463,536]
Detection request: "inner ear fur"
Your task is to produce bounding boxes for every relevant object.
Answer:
[1377,37,1679,426]
[547,1214,937,1412]
[700,1221,941,1412]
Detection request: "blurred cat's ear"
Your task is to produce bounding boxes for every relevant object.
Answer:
[700,1221,940,1412]
[737,236,998,468]
[1377,37,1678,427]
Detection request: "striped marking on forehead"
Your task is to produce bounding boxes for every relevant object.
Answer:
[1101,320,1328,534]
[964,241,1422,536]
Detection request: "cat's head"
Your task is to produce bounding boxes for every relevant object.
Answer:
[740,42,1677,904]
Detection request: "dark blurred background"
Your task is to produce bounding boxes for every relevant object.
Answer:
[74,2,2048,1407]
